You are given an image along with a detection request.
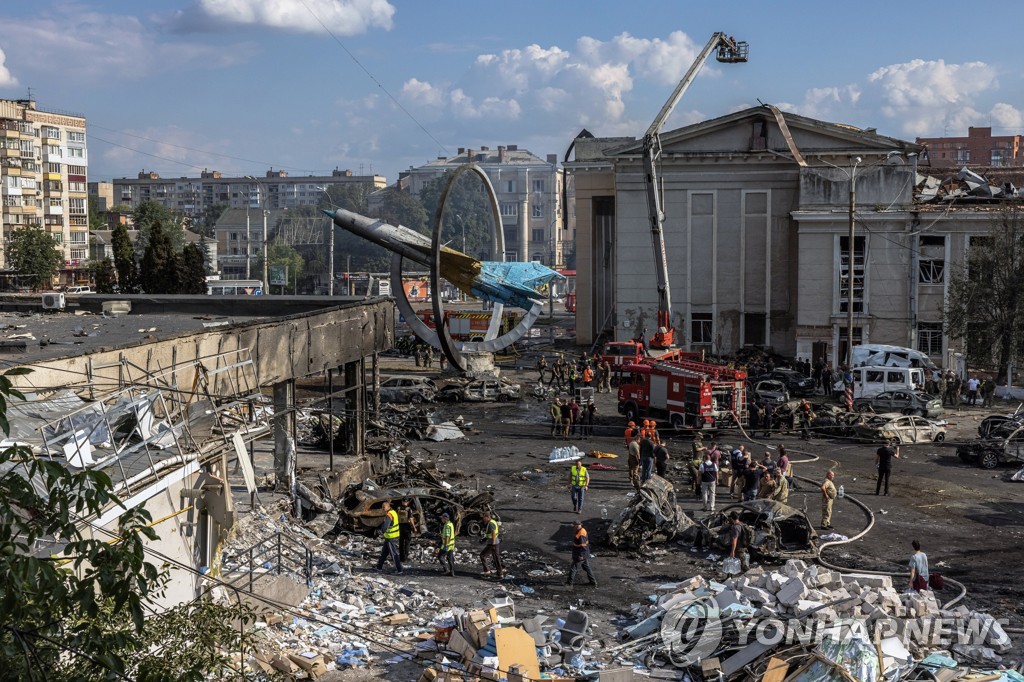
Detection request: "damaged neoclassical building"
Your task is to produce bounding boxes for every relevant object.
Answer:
[567,105,1024,369]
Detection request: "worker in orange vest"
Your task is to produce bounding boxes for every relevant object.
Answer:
[624,420,636,446]
[582,365,594,389]
[649,420,660,443]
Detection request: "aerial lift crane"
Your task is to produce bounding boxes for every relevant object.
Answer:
[643,32,748,349]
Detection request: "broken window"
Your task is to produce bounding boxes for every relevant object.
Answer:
[691,313,713,345]
[918,235,945,284]
[918,322,943,356]
[839,236,865,313]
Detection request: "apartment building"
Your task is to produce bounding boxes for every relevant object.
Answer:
[401,144,571,267]
[916,127,1024,167]
[0,98,89,278]
[111,168,387,218]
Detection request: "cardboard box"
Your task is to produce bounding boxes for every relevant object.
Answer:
[384,613,411,625]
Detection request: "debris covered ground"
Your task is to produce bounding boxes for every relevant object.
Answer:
[223,347,1024,680]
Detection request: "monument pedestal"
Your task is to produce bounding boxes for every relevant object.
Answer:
[461,350,498,378]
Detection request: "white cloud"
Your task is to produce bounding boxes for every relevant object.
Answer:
[174,0,395,34]
[0,47,17,88]
[402,78,444,108]
[0,11,256,83]
[777,59,1019,140]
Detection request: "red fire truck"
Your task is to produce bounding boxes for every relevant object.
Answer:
[600,341,703,368]
[617,358,747,431]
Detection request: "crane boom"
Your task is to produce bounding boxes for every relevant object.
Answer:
[643,32,747,349]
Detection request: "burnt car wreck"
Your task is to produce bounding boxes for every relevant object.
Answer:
[338,460,497,536]
[607,476,694,550]
[698,500,817,560]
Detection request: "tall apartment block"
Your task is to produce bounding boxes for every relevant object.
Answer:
[400,144,571,267]
[0,99,89,274]
[112,168,387,218]
[916,127,1024,167]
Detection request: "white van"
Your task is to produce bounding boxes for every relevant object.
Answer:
[852,344,938,372]
[65,286,93,294]
[838,365,927,399]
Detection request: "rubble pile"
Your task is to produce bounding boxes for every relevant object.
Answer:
[916,167,1021,203]
[612,560,1016,681]
[366,406,468,448]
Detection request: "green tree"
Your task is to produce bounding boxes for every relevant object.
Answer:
[5,228,65,291]
[268,241,304,293]
[178,243,207,294]
[111,223,139,294]
[89,258,117,294]
[193,204,228,239]
[139,220,178,294]
[945,204,1024,376]
[0,367,258,680]
[419,173,497,259]
[87,196,106,231]
[133,201,184,256]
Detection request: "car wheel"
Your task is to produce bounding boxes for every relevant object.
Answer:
[901,408,915,415]
[857,403,873,413]
[624,403,639,422]
[465,519,483,536]
[671,413,685,431]
[979,452,999,469]
[890,436,901,445]
[410,394,424,405]
[498,393,509,402]
[933,432,945,442]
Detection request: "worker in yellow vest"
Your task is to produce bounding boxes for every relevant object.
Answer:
[438,512,456,576]
[569,461,590,514]
[479,511,503,579]
[375,501,403,574]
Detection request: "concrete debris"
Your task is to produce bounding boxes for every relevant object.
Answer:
[916,167,1024,203]
[606,475,693,550]
[610,559,1014,681]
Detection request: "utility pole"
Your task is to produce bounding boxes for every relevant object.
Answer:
[262,208,269,293]
[329,216,335,296]
[244,187,251,279]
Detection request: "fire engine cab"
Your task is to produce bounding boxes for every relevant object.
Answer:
[617,359,747,431]
[414,309,521,342]
[600,341,703,368]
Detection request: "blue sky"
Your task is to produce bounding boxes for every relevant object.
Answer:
[1,1,1021,185]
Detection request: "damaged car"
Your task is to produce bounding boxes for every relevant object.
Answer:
[957,423,1024,469]
[607,475,693,550]
[338,462,497,536]
[698,500,817,560]
[851,413,946,444]
[376,376,437,404]
[435,377,521,403]
[751,379,789,405]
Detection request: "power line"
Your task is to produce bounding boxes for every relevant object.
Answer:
[296,0,450,158]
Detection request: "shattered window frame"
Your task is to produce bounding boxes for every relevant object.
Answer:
[838,235,865,314]
[917,322,943,356]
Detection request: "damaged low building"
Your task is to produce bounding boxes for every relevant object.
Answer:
[0,294,392,606]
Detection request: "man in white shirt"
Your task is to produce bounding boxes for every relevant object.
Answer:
[966,375,980,405]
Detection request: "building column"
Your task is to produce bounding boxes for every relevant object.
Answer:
[344,360,364,455]
[272,379,295,485]
[519,194,529,263]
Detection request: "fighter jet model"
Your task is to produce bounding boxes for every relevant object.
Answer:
[324,208,562,310]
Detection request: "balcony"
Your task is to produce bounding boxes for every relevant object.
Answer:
[45,205,63,216]
[0,148,20,158]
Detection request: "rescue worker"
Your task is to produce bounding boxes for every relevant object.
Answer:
[570,460,590,513]
[639,430,656,483]
[537,355,548,384]
[397,498,418,563]
[438,512,456,576]
[624,420,636,446]
[698,451,718,512]
[821,471,837,530]
[799,399,814,440]
[375,501,403,574]
[566,521,597,587]
[641,419,652,439]
[653,439,670,478]
[560,399,572,441]
[582,364,594,389]
[568,365,578,396]
[479,512,503,579]
[582,399,596,438]
[649,420,660,443]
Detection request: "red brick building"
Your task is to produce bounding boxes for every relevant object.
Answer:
[916,127,1023,167]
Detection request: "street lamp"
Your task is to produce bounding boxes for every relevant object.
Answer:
[315,186,335,296]
[244,175,269,291]
[817,152,900,369]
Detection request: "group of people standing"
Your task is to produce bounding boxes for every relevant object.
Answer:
[551,397,598,439]
[374,500,503,580]
[538,354,613,394]
[682,437,795,513]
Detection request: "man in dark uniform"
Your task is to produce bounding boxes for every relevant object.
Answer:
[397,498,418,563]
[875,439,900,496]
[566,521,597,587]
